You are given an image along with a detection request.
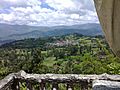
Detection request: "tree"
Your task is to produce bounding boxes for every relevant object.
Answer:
[30,48,44,73]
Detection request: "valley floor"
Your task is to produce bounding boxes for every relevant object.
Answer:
[0,34,120,79]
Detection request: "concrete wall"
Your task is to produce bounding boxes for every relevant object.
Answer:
[93,80,120,90]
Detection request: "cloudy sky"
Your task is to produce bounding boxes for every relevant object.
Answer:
[0,0,99,26]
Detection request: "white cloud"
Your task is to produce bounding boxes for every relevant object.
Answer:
[46,0,81,11]
[70,14,80,20]
[0,0,99,26]
[27,0,41,6]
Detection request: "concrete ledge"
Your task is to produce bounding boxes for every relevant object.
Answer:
[93,80,120,90]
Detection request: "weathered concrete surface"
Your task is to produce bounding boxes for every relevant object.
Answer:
[1,70,120,90]
[93,80,120,90]
[0,73,15,90]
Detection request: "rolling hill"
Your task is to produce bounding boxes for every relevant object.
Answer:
[0,23,103,45]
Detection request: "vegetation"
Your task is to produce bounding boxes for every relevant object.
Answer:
[0,33,120,79]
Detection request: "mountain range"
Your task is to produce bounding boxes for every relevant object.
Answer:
[0,23,103,45]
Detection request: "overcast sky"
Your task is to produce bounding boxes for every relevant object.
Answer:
[0,0,99,26]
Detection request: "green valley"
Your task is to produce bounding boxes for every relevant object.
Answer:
[0,34,120,79]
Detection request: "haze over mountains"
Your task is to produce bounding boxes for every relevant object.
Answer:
[0,23,103,45]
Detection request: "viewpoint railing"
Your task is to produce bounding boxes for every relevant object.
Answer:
[0,70,120,90]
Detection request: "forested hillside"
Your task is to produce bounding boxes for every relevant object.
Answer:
[0,23,102,42]
[0,34,120,79]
